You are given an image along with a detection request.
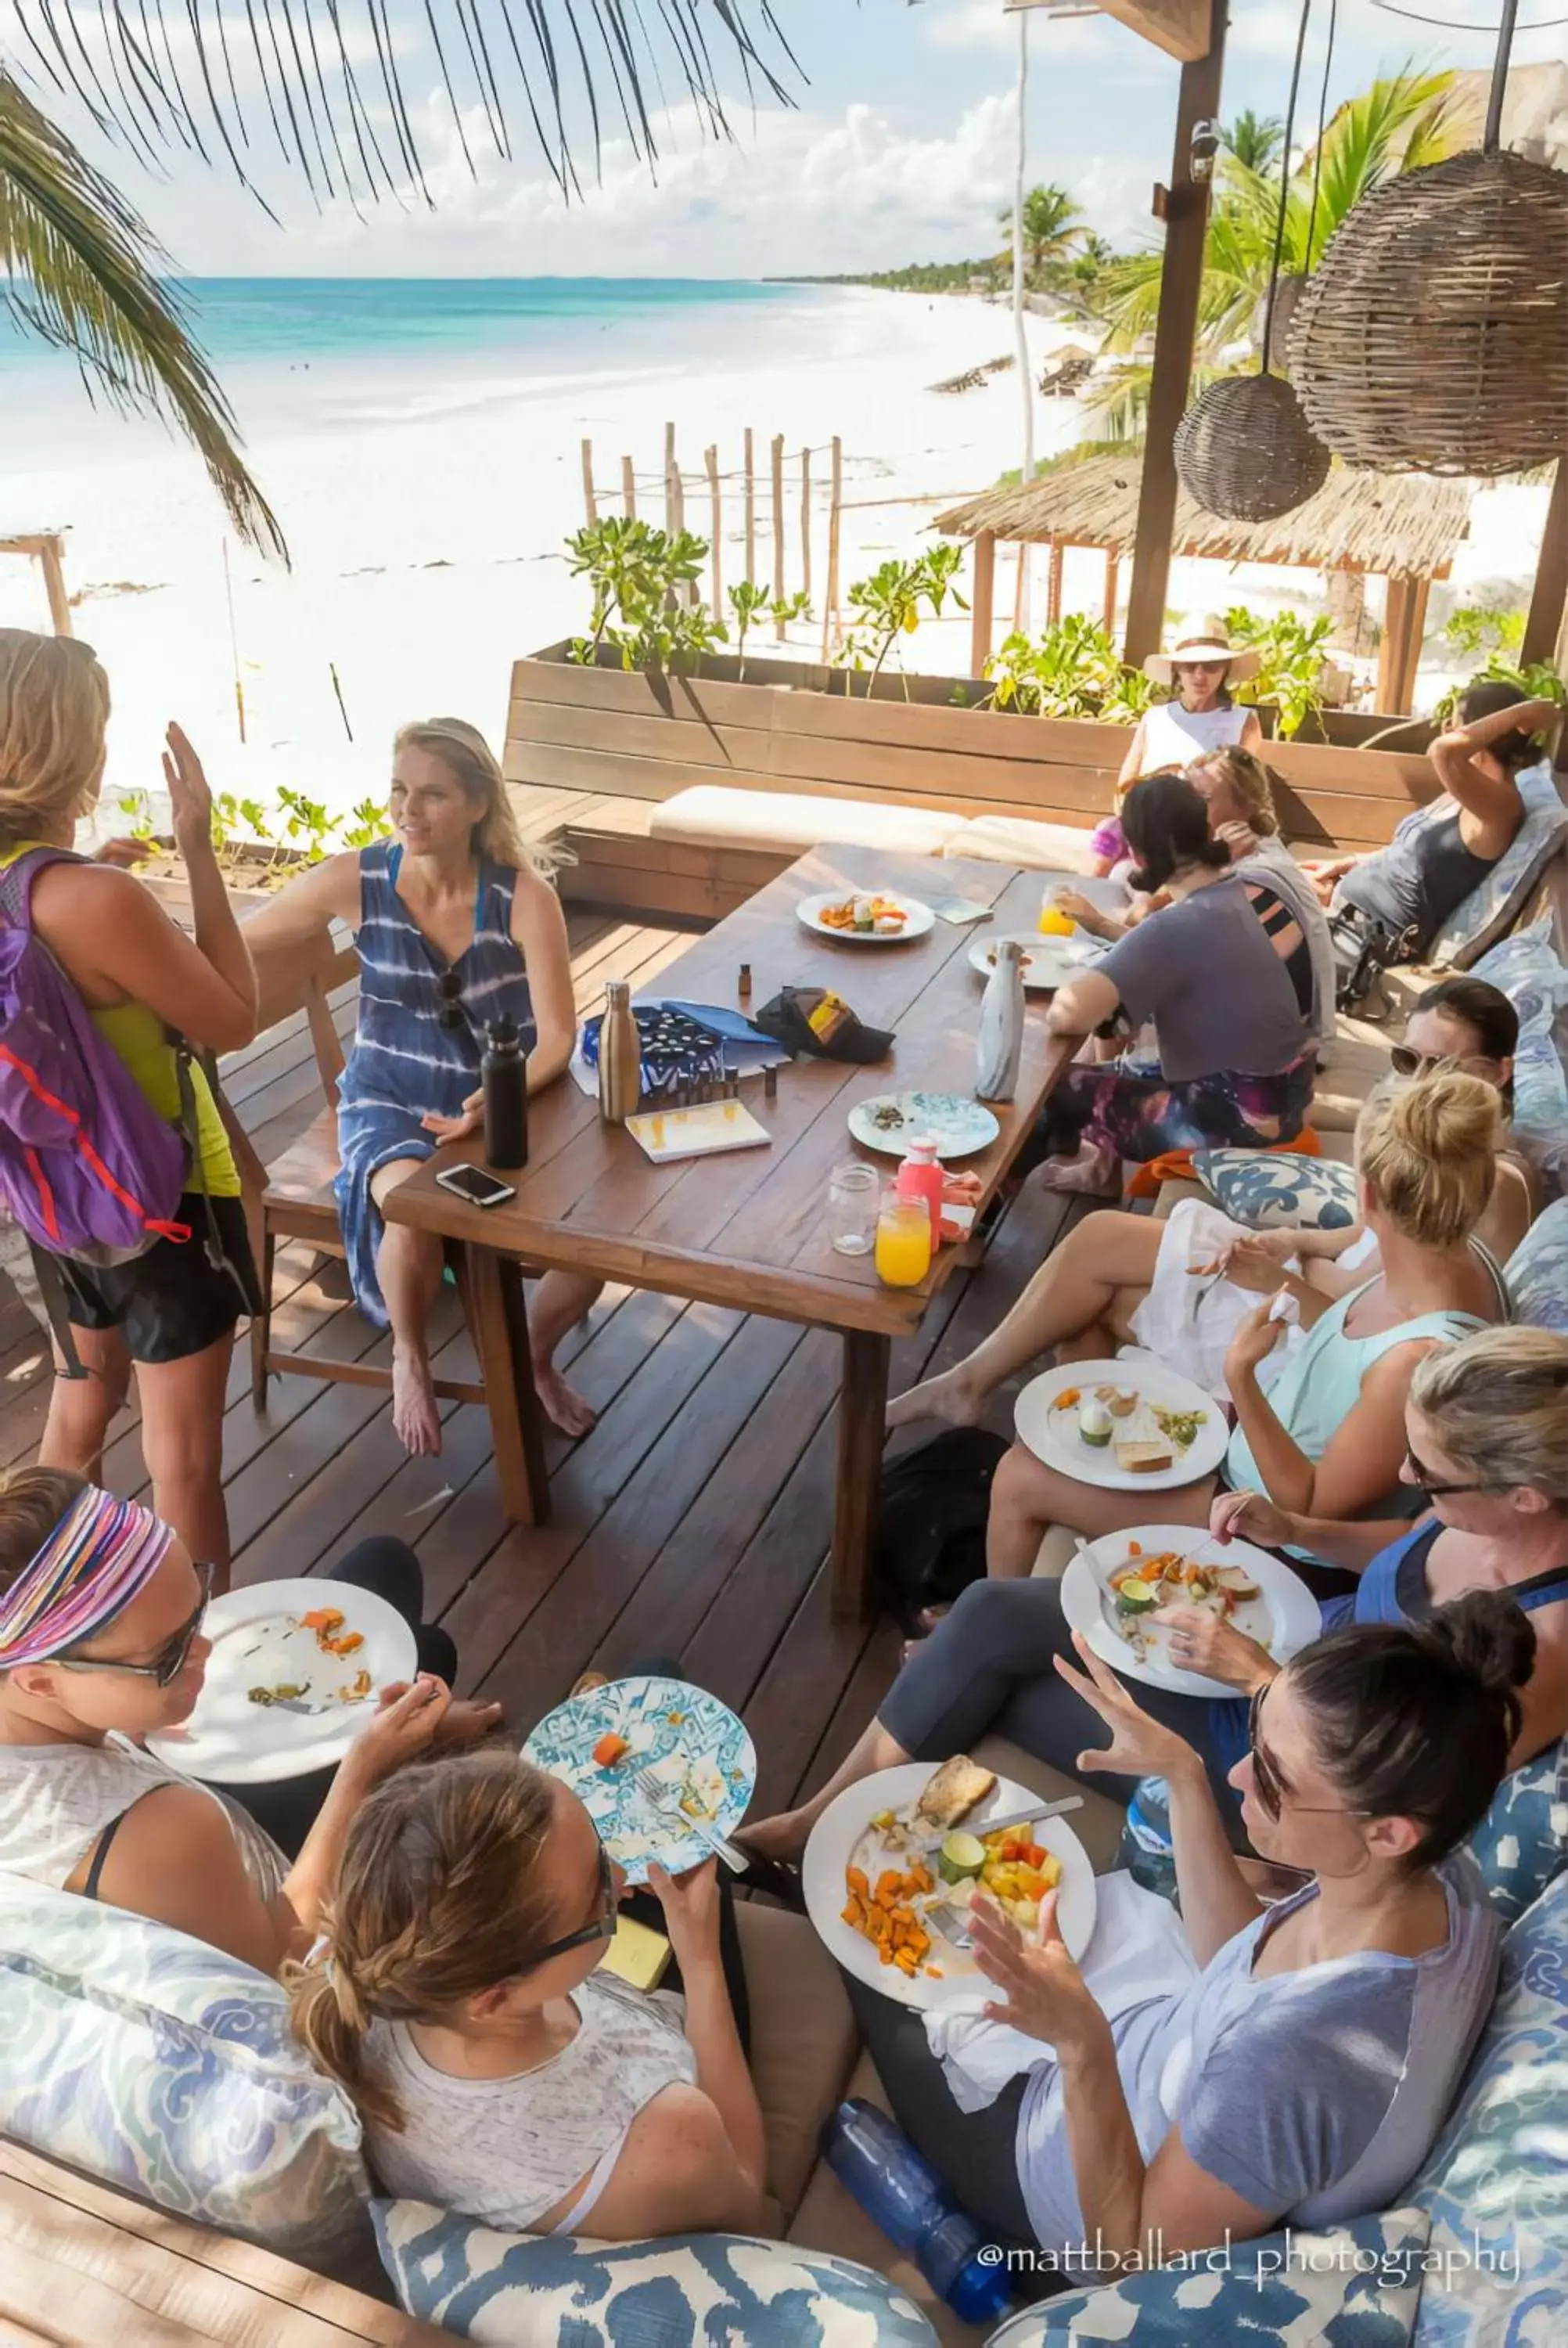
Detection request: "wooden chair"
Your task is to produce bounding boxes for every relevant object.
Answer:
[247,932,487,1418]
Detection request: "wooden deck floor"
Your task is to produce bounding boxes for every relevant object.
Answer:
[0,911,1070,1813]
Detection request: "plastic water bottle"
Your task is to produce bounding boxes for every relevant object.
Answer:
[1121,1777,1178,1903]
[820,2099,1013,2326]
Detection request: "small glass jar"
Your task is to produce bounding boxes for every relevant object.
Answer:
[827,1162,880,1256]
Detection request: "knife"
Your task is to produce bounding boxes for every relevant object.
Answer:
[917,1794,1081,1857]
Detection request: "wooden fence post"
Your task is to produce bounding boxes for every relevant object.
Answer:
[621,456,636,519]
[822,435,843,660]
[800,447,813,614]
[970,532,997,679]
[581,439,598,525]
[1103,551,1120,636]
[771,434,786,638]
[664,423,677,538]
[1046,540,1064,626]
[744,429,757,584]
[706,445,722,614]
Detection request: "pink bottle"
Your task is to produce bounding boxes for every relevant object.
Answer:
[896,1135,944,1249]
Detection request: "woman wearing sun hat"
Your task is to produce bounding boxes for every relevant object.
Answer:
[1087,618,1264,879]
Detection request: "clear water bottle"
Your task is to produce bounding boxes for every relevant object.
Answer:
[820,2099,1013,2327]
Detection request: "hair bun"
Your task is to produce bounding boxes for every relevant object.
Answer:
[1390,1068,1499,1160]
[1423,1590,1536,1700]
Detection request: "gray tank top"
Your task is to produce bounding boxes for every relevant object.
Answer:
[1336,801,1501,953]
[0,1734,286,1899]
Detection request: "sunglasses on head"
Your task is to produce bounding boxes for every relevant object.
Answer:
[1247,1680,1372,1824]
[55,1558,214,1689]
[510,1838,617,1977]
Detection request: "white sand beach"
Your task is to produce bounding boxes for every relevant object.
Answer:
[0,282,1549,825]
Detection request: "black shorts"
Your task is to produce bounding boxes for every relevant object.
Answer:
[54,1194,261,1366]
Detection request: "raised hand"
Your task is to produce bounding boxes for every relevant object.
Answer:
[1155,1601,1278,1693]
[1053,1629,1199,1784]
[969,1887,1102,2057]
[162,723,214,859]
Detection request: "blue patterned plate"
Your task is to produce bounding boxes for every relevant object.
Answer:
[849,1091,1001,1161]
[522,1676,757,1885]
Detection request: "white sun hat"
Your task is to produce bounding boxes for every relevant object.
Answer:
[1143,614,1261,686]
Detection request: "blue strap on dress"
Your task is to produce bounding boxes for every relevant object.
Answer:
[335,842,534,1326]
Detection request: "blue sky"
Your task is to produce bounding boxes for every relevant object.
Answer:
[8,0,1559,275]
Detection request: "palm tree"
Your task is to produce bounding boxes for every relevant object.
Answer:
[1,74,284,558]
[1221,110,1285,175]
[1081,68,1461,445]
[998,183,1086,289]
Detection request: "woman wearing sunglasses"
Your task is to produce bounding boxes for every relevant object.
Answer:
[288,1747,768,2245]
[846,1594,1523,2266]
[0,1470,498,1975]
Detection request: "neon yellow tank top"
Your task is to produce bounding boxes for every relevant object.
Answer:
[0,843,239,1198]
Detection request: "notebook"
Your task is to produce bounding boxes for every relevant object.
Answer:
[624,1100,772,1164]
[600,1913,673,1992]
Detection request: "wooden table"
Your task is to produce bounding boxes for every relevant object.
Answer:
[382,846,1075,1619]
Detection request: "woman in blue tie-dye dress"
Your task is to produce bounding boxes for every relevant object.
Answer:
[246,720,600,1456]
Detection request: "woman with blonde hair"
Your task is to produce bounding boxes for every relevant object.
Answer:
[0,630,259,1576]
[247,718,599,1452]
[748,1072,1509,1859]
[288,1746,768,2245]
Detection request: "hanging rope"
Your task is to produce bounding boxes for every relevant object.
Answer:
[1304,0,1340,273]
[1259,0,1316,376]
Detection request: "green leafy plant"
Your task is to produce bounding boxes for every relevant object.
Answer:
[1433,658,1567,729]
[276,786,338,863]
[341,796,394,851]
[117,790,156,844]
[984,615,1155,722]
[566,517,726,676]
[727,580,770,680]
[836,546,968,697]
[1444,605,1527,661]
[1222,607,1335,739]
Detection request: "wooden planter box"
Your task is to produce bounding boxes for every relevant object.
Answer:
[505,643,1440,859]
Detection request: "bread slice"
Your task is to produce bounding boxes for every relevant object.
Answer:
[1115,1437,1174,1475]
[914,1756,997,1830]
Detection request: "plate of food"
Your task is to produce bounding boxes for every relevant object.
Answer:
[144,1579,419,1784]
[1013,1358,1230,1492]
[522,1675,756,1885]
[802,1757,1096,2012]
[849,1092,1002,1161]
[797,890,935,944]
[966,933,1104,992]
[1062,1527,1320,1698]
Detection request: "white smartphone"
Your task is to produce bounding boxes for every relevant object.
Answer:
[433,1164,517,1209]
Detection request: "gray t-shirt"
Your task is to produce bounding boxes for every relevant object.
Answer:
[1096,877,1308,1082]
[1016,1854,1500,2252]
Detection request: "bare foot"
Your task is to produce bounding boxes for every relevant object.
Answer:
[533,1356,598,1439]
[737,1810,811,1865]
[886,1362,986,1434]
[391,1348,442,1457]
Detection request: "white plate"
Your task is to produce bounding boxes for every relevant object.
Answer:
[797,890,935,943]
[803,1763,1097,2013]
[1063,1527,1321,1698]
[1014,1357,1230,1492]
[849,1091,1001,1160]
[967,932,1104,991]
[146,1579,418,1784]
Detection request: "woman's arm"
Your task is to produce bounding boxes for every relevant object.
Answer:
[1210,1486,1409,1576]
[1431,697,1557,837]
[1117,720,1149,788]
[1226,1308,1430,1518]
[240,850,361,956]
[1046,969,1120,1039]
[510,869,577,1090]
[1238,708,1265,758]
[555,2083,768,2242]
[649,1864,767,2200]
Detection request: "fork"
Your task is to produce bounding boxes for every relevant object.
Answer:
[635,1768,750,1875]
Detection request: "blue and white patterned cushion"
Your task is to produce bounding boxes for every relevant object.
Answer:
[375,2200,940,2344]
[1471,920,1568,1176]
[1431,761,1568,971]
[1463,1739,1568,1927]
[0,1874,370,2267]
[1192,1150,1359,1231]
[1412,1867,1568,2344]
[982,2206,1430,2345]
[1506,1197,1568,1333]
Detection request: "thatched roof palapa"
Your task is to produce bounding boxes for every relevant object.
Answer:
[935,455,1473,579]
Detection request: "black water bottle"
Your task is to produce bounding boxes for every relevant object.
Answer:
[482,1014,528,1170]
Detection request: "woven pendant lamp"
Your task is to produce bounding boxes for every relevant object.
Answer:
[1289,2,1568,476]
[1172,0,1331,524]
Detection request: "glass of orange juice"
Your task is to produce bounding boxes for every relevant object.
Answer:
[875,1192,933,1287]
[1038,885,1075,938]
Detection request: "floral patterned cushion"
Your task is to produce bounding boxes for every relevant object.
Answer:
[1431,761,1568,971]
[1412,1865,1568,2343]
[1506,1197,1568,1334]
[1463,1738,1568,1928]
[981,2206,1430,2345]
[1471,921,1568,1178]
[1192,1150,1359,1231]
[374,2200,940,2344]
[0,1873,369,2268]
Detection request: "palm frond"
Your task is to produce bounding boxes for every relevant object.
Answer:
[5,0,797,204]
[0,69,286,557]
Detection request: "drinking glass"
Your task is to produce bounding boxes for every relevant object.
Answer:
[875,1192,933,1288]
[1038,884,1075,938]
[828,1163,880,1256]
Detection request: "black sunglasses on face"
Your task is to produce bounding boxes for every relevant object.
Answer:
[1247,1680,1372,1824]
[56,1559,215,1689]
[511,1841,617,1977]
[1403,1442,1503,1500]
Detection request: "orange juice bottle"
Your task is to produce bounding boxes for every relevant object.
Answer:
[876,1194,933,1287]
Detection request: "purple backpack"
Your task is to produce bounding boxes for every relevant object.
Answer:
[0,848,192,1264]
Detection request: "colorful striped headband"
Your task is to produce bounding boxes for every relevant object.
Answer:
[0,1489,174,1670]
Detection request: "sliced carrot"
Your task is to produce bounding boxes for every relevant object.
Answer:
[302,1608,344,1633]
[593,1733,631,1768]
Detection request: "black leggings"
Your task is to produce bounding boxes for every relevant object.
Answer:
[215,1536,457,1860]
[878,1576,1250,1844]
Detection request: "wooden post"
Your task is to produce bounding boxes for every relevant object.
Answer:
[1522,456,1568,668]
[664,422,677,538]
[621,456,636,520]
[37,536,73,637]
[1046,539,1064,627]
[800,447,813,613]
[1122,0,1228,667]
[970,531,997,679]
[581,439,598,525]
[1103,550,1120,635]
[1376,574,1430,715]
[822,435,843,660]
[744,428,757,583]
[706,445,722,614]
[771,434,786,638]
[1012,542,1029,631]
